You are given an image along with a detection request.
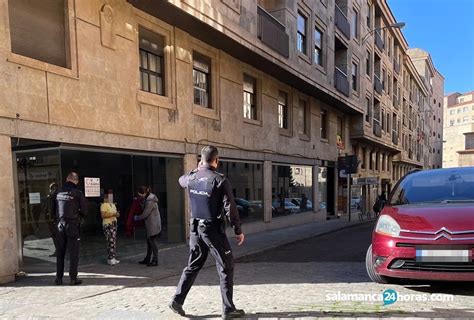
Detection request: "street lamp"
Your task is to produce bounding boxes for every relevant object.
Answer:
[362,22,406,44]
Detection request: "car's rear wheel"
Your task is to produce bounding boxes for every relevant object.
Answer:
[365,244,390,284]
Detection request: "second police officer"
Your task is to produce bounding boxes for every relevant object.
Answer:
[52,172,87,286]
[169,146,245,319]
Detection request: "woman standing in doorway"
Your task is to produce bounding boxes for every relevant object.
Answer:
[101,189,120,266]
[134,186,161,267]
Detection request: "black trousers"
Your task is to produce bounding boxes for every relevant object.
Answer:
[56,221,81,280]
[173,220,235,313]
[48,221,59,252]
[144,234,158,262]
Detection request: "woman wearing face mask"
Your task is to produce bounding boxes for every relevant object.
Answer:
[100,189,120,266]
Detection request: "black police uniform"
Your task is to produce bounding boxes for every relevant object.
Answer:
[51,181,87,282]
[173,164,242,314]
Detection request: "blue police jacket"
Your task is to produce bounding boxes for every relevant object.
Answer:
[179,164,242,235]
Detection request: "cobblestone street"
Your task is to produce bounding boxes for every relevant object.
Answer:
[2,222,474,319]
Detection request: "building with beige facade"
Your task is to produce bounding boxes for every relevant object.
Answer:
[0,0,443,283]
[443,91,474,167]
[407,48,444,170]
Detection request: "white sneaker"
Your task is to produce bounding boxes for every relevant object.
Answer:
[113,258,120,264]
[107,259,116,266]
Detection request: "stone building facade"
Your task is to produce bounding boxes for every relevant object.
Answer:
[408,48,444,170]
[0,0,442,283]
[443,91,474,167]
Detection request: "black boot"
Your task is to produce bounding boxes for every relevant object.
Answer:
[70,278,83,286]
[138,259,150,265]
[147,260,158,267]
[169,301,185,316]
[222,309,245,319]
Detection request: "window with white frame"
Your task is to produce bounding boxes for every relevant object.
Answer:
[314,27,323,66]
[278,91,289,129]
[365,97,371,122]
[351,8,359,39]
[243,74,257,120]
[193,52,211,108]
[139,27,165,96]
[352,62,358,91]
[321,109,328,139]
[297,12,307,55]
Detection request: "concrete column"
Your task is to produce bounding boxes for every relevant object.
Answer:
[0,135,19,284]
[263,160,272,223]
[183,153,198,238]
[165,158,184,243]
[313,164,319,213]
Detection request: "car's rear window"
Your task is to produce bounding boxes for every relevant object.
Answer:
[389,168,474,205]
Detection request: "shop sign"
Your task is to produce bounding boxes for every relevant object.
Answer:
[29,192,41,204]
[336,135,345,149]
[339,169,348,178]
[353,177,379,185]
[84,177,101,197]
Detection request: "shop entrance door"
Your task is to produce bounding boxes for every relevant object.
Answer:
[13,142,184,271]
[14,149,61,266]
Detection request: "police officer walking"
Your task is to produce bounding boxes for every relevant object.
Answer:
[52,172,87,285]
[169,146,245,319]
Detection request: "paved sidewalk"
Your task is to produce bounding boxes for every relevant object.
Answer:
[14,217,368,286]
[0,218,370,319]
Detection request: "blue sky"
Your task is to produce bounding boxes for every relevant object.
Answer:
[387,0,474,95]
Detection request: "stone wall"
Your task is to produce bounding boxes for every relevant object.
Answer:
[0,135,19,284]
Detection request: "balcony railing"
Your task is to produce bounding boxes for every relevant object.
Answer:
[335,4,351,39]
[257,6,289,58]
[334,66,350,97]
[374,74,382,94]
[373,119,382,137]
[392,131,398,145]
[375,30,384,51]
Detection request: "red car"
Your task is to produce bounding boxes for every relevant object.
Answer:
[366,167,474,283]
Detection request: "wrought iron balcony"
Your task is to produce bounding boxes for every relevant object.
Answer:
[335,4,350,39]
[257,6,289,58]
[374,74,382,94]
[335,66,350,97]
[375,31,384,51]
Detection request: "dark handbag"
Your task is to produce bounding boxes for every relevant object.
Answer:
[373,199,382,213]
